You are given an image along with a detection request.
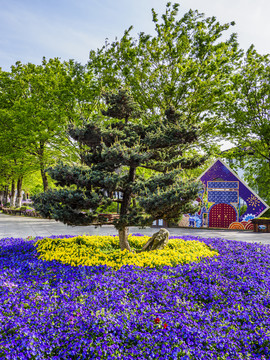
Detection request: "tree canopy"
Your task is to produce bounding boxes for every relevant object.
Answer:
[0,58,100,197]
[89,2,242,152]
[2,2,269,214]
[219,46,270,203]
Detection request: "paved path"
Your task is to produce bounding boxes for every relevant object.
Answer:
[1,213,270,245]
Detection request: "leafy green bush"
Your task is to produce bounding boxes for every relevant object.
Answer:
[240,205,247,217]
[261,208,270,218]
[96,202,118,214]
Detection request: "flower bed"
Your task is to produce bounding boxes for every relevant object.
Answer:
[34,235,218,270]
[0,235,270,359]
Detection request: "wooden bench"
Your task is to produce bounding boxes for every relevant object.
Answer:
[1,208,42,218]
[251,218,270,233]
[94,213,120,224]
[2,208,24,216]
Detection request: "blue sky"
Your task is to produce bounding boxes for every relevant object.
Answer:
[1,0,269,71]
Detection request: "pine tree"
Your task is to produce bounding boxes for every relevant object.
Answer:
[33,89,205,251]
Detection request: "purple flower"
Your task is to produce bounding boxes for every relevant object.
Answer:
[0,234,270,359]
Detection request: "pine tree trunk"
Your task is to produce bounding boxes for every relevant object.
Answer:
[118,227,131,251]
[15,177,23,208]
[10,180,16,208]
[118,166,136,252]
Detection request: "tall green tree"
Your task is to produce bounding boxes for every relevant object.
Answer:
[33,90,205,251]
[0,58,100,192]
[219,46,270,203]
[0,154,12,205]
[89,2,242,151]
[0,107,38,206]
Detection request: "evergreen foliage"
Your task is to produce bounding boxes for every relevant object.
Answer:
[33,89,205,250]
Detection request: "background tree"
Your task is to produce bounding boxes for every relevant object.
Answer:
[33,90,205,251]
[89,2,242,152]
[0,108,38,207]
[0,155,12,205]
[0,58,100,193]
[219,46,270,203]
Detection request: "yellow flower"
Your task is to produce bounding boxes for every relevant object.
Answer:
[35,235,218,270]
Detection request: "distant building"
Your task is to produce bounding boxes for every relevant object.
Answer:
[154,158,269,229]
[187,158,269,229]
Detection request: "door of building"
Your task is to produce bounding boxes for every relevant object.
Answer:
[209,203,236,228]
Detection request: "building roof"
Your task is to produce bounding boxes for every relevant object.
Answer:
[198,158,269,218]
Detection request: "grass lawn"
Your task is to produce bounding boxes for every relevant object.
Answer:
[0,234,269,359]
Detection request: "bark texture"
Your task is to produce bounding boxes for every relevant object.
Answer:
[3,186,9,205]
[118,228,131,251]
[15,177,23,208]
[10,180,16,207]
[41,168,49,192]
